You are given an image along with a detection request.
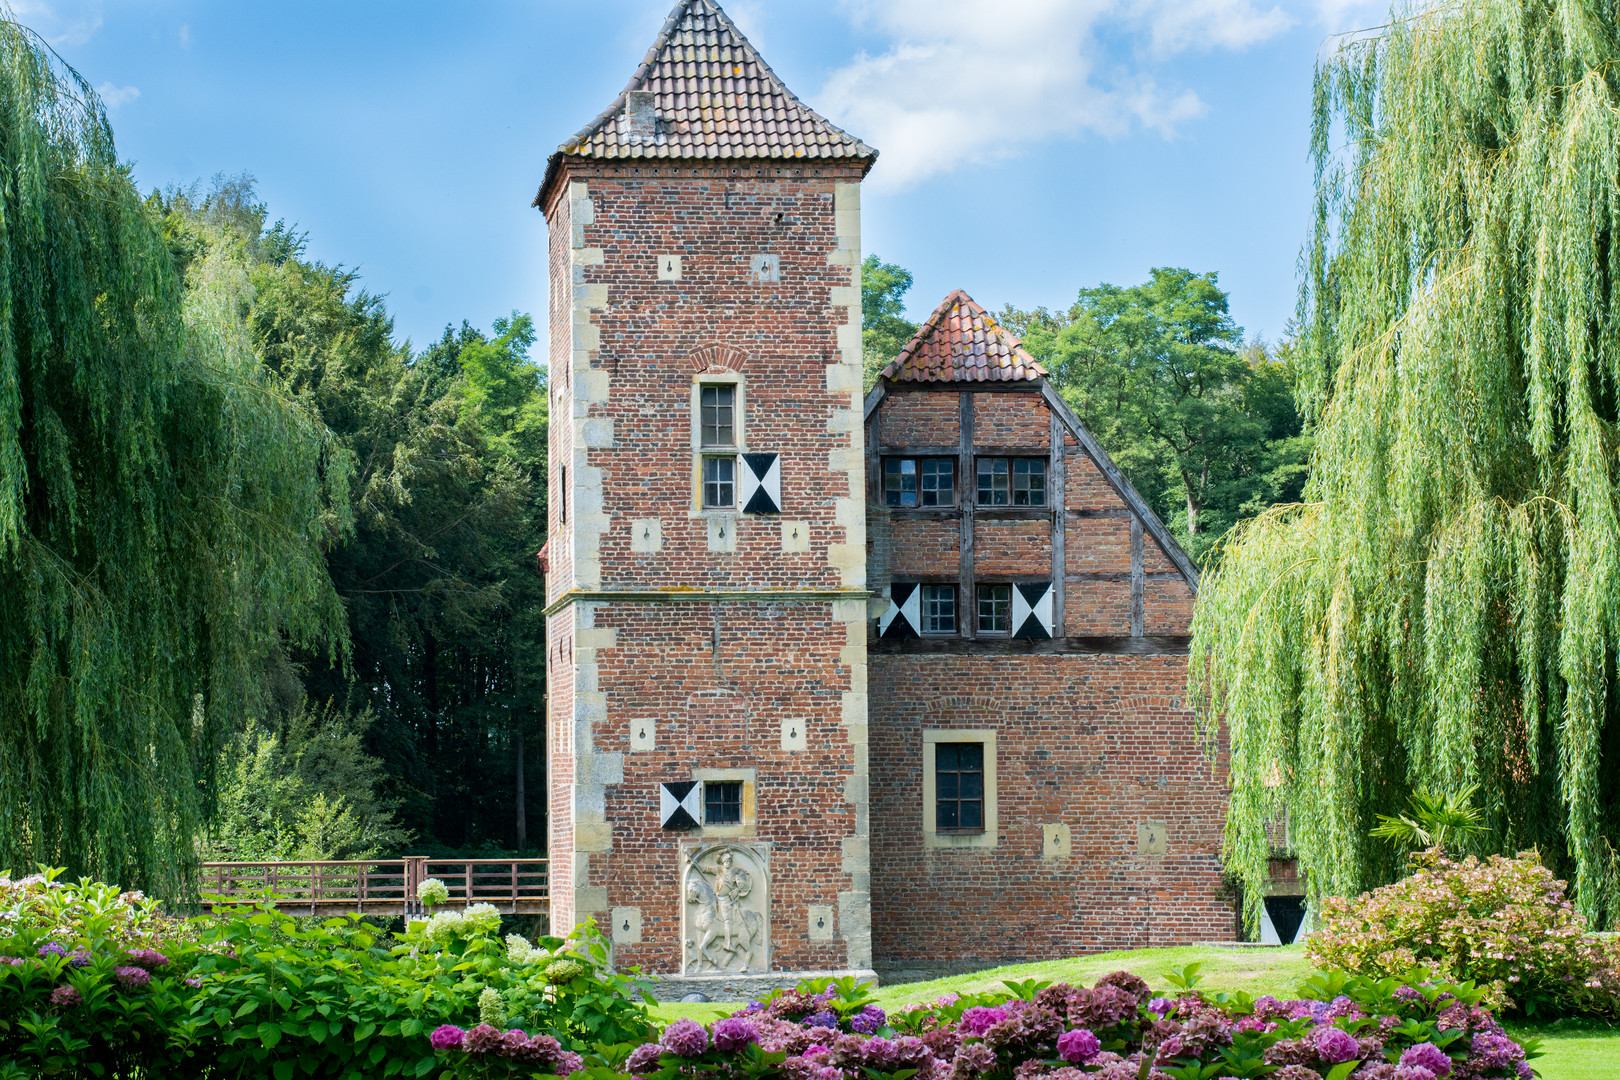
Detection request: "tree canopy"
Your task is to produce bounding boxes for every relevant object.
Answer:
[861,255,919,389]
[0,26,347,894]
[1189,0,1620,930]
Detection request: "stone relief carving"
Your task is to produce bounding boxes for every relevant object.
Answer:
[681,841,769,974]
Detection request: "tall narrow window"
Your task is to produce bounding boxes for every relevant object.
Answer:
[977,457,1046,506]
[921,585,956,634]
[559,465,567,524]
[703,455,735,508]
[884,457,955,507]
[977,584,1011,633]
[935,743,985,832]
[701,385,735,448]
[705,780,743,825]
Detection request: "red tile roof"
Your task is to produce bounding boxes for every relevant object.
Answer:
[881,290,1048,384]
[536,0,875,207]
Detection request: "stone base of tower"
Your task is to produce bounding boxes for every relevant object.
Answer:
[642,969,880,1003]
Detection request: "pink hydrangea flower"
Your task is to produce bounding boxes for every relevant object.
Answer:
[430,1025,466,1051]
[1058,1029,1101,1063]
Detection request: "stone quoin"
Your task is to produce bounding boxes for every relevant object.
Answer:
[537,0,1231,996]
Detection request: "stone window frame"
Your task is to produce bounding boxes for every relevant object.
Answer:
[690,372,748,515]
[692,766,757,837]
[921,729,998,850]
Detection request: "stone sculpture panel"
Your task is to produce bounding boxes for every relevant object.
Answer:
[681,840,770,974]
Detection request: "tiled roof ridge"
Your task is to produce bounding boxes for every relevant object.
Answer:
[881,289,1048,384]
[534,0,876,208]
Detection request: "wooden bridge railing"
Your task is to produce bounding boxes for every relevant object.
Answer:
[199,858,548,917]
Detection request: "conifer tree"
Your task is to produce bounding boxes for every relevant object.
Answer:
[0,24,347,895]
[1191,0,1620,930]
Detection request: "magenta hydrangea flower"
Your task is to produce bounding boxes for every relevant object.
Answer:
[713,1016,761,1052]
[1058,1029,1101,1063]
[50,985,81,1007]
[1395,1067,1436,1080]
[430,1025,466,1051]
[1399,1043,1452,1077]
[112,966,151,990]
[1312,1026,1362,1064]
[124,949,169,970]
[662,1017,711,1057]
[960,1006,1010,1037]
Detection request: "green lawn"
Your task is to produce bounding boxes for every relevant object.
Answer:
[647,946,1616,1080]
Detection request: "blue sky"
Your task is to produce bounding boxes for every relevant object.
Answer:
[20,0,1384,353]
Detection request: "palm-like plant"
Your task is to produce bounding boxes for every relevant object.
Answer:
[1370,784,1488,854]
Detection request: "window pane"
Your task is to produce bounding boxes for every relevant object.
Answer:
[977,458,1010,505]
[705,780,743,825]
[703,455,735,508]
[957,743,983,771]
[922,585,956,633]
[960,801,983,830]
[701,385,735,447]
[935,741,985,834]
[977,583,1011,633]
[937,801,960,830]
[961,772,983,799]
[920,458,954,506]
[884,458,918,507]
[1013,458,1047,506]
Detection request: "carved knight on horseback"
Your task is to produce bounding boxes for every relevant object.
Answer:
[684,847,764,972]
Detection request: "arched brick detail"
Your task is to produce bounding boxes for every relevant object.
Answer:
[686,342,749,374]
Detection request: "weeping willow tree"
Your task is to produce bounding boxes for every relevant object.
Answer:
[0,22,349,896]
[1190,0,1620,931]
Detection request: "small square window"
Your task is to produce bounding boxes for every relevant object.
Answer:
[977,584,1011,633]
[885,457,955,507]
[701,385,735,448]
[921,584,956,634]
[705,780,743,825]
[977,457,1046,506]
[703,455,735,508]
[935,742,984,832]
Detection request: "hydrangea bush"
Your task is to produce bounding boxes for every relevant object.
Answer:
[555,969,1539,1080]
[0,869,656,1078]
[1306,849,1620,1018]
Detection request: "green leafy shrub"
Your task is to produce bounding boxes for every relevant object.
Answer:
[0,871,655,1077]
[1306,849,1620,1017]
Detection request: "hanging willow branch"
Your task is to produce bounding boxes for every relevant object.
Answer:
[1190,0,1620,931]
[0,21,349,897]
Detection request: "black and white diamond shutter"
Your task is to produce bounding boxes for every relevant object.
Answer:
[660,781,701,829]
[740,453,780,514]
[879,583,920,639]
[1013,583,1055,640]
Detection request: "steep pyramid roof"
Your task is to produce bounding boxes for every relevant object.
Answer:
[535,0,875,207]
[881,290,1048,384]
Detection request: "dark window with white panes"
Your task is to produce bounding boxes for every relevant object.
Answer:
[976,583,1012,633]
[705,780,743,825]
[921,584,957,634]
[884,457,955,507]
[977,457,1047,506]
[935,742,985,832]
[700,385,735,448]
[702,456,735,509]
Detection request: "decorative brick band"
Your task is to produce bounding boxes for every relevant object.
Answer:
[542,588,875,617]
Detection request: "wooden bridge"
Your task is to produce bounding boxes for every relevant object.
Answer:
[200,858,548,917]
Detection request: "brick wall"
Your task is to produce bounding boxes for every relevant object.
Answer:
[879,392,959,450]
[974,393,1049,447]
[973,520,1050,576]
[868,653,1232,979]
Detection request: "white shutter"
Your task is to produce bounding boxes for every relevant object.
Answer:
[740,453,781,514]
[879,583,921,639]
[660,781,701,829]
[1012,583,1054,640]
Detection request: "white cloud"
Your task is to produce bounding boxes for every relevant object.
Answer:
[96,82,138,109]
[179,23,191,49]
[819,0,1292,190]
[9,1,104,46]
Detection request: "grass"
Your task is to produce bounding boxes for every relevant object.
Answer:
[647,946,1616,1079]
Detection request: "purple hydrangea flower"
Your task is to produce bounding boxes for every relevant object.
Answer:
[464,1025,505,1055]
[627,1042,665,1074]
[556,1051,584,1075]
[850,1005,886,1035]
[124,949,169,970]
[803,1010,839,1030]
[430,1025,466,1051]
[0,957,23,966]
[1394,1068,1435,1080]
[1313,1026,1362,1064]
[1253,995,1285,1016]
[662,1017,711,1057]
[861,1037,901,1070]
[1058,1028,1101,1063]
[741,1001,765,1015]
[713,1017,761,1052]
[36,943,67,959]
[67,950,91,968]
[1392,987,1424,1004]
[1399,1043,1451,1077]
[1147,996,1173,1017]
[112,966,151,990]
[50,985,81,1007]
[960,1006,1010,1037]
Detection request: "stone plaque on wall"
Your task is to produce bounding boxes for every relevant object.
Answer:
[681,840,770,974]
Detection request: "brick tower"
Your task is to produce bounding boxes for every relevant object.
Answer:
[535,0,878,994]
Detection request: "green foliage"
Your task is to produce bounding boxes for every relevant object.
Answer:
[861,255,919,390]
[0,27,348,897]
[201,707,409,861]
[1369,784,1490,857]
[1017,269,1310,561]
[1306,849,1620,1018]
[0,872,655,1077]
[1188,0,1620,933]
